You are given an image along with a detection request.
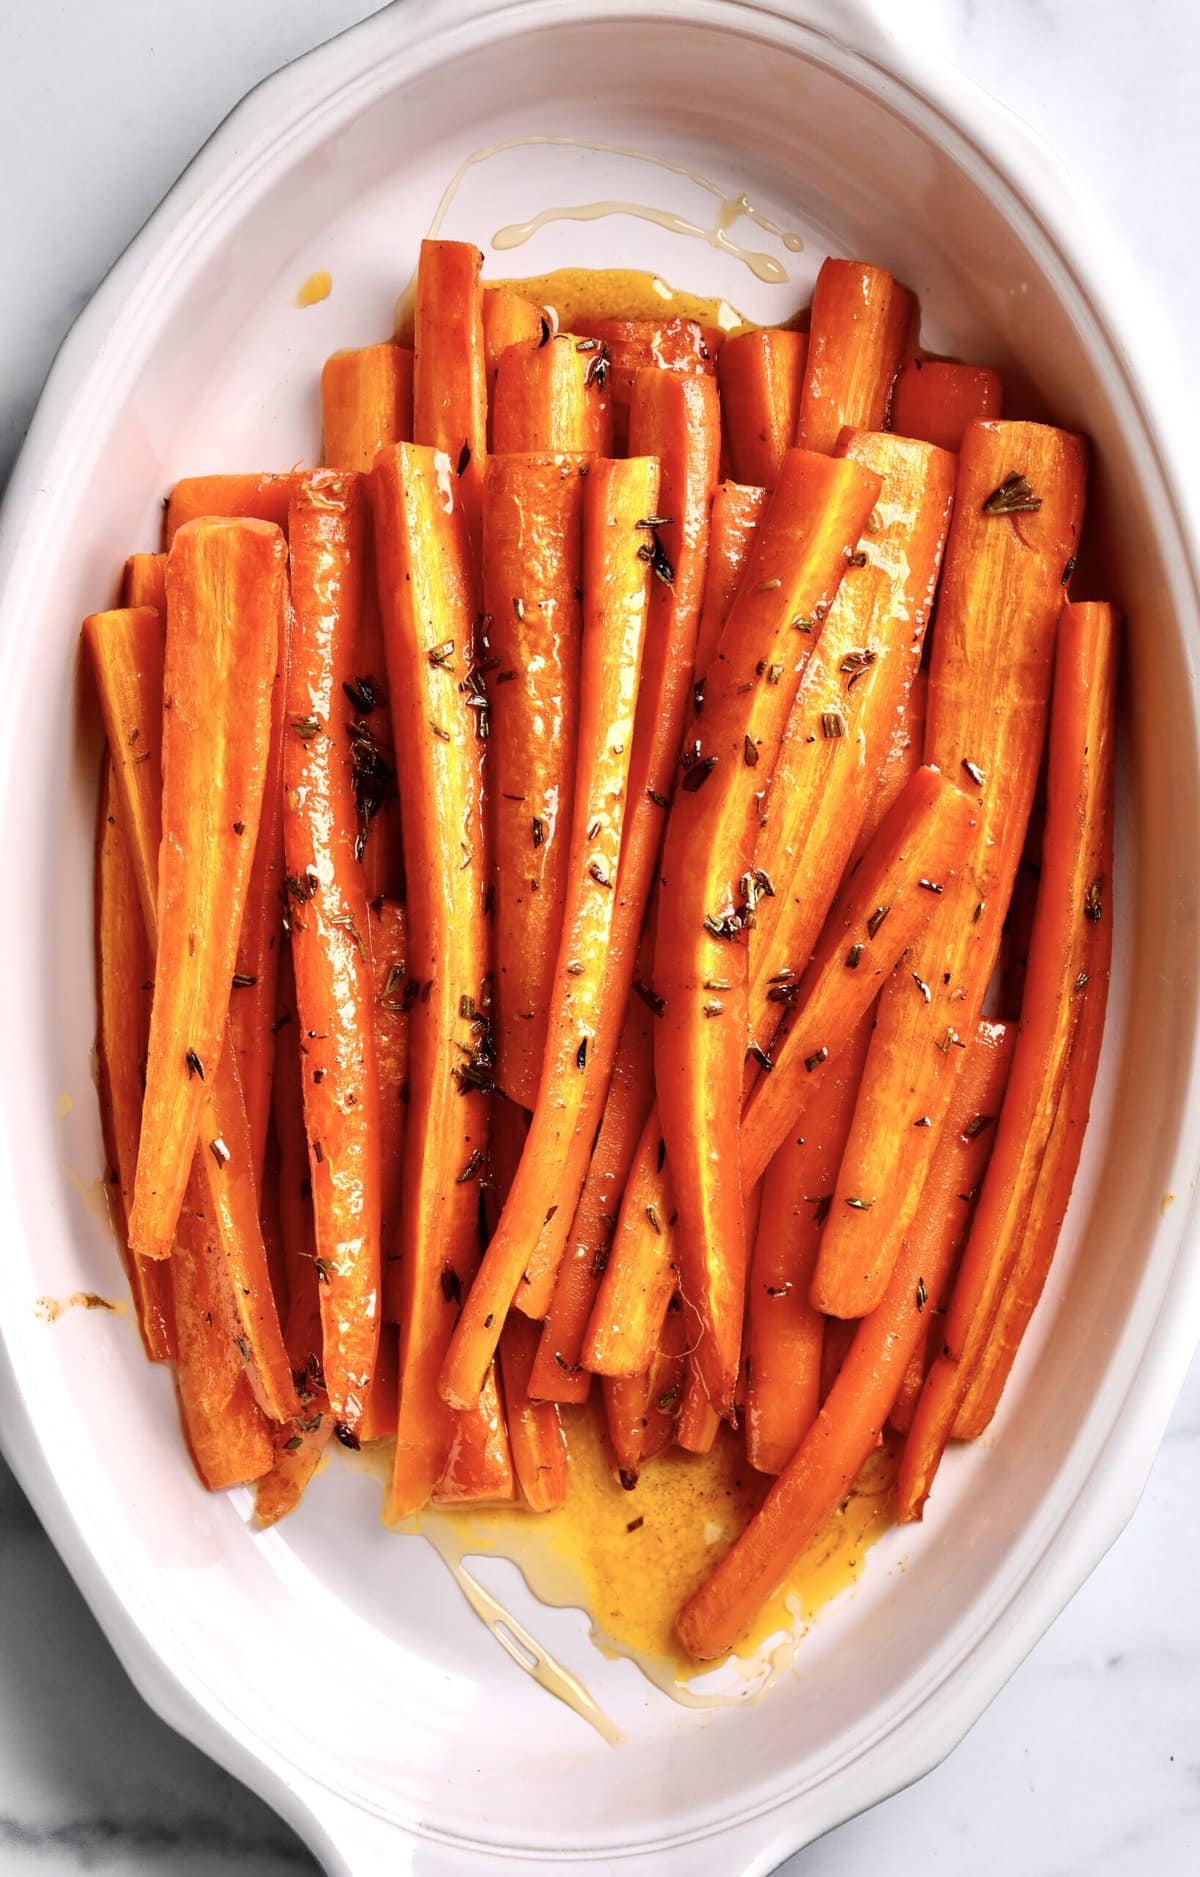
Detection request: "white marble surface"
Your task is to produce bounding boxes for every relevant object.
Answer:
[2,1,1199,1871]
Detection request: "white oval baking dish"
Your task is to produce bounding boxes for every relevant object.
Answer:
[1,2,1199,1871]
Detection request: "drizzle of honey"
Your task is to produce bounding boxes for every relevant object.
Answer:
[295,269,333,308]
[34,1291,125,1324]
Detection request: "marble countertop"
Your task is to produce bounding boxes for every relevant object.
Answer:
[2,2,1198,1872]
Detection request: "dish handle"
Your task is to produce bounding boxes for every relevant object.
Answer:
[295,1782,782,1877]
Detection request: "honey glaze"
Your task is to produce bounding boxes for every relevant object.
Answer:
[395,266,755,351]
[295,269,332,308]
[373,1406,897,1720]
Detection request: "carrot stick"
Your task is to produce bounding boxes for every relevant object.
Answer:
[1000,789,1045,1018]
[499,1312,568,1511]
[746,433,956,1062]
[811,420,1087,1318]
[121,552,166,612]
[746,1016,870,1473]
[852,667,926,861]
[483,452,588,1106]
[432,1363,516,1505]
[718,329,808,489]
[794,260,914,454]
[439,455,659,1408]
[284,473,382,1429]
[677,1019,1014,1658]
[483,287,546,401]
[891,359,1003,454]
[272,946,321,1384]
[413,238,487,555]
[575,315,719,454]
[675,1354,720,1455]
[898,601,1116,1506]
[125,521,282,1265]
[818,1315,856,1403]
[359,1323,400,1441]
[694,482,767,680]
[164,473,293,546]
[530,959,656,1402]
[888,1341,929,1436]
[368,899,409,1321]
[255,1412,334,1527]
[321,345,415,472]
[491,335,613,455]
[602,1301,687,1487]
[95,759,174,1361]
[370,442,491,1512]
[171,1182,274,1491]
[583,1105,677,1379]
[654,448,882,1414]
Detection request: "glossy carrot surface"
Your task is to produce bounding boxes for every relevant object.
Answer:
[164,473,293,545]
[491,334,613,455]
[321,344,415,472]
[719,328,808,488]
[795,260,914,454]
[693,481,767,680]
[891,359,1003,453]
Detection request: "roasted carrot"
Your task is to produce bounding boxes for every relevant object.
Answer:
[718,329,808,488]
[82,607,165,928]
[812,421,1087,1318]
[483,452,588,1106]
[583,1104,678,1380]
[491,335,613,455]
[121,551,166,612]
[891,359,1003,453]
[164,473,293,546]
[852,667,926,860]
[284,473,382,1429]
[897,601,1116,1511]
[1000,789,1045,1018]
[818,1316,856,1404]
[439,455,659,1409]
[795,261,914,454]
[432,1364,516,1505]
[370,443,490,1512]
[128,519,283,1263]
[255,1411,334,1527]
[413,239,487,555]
[530,961,656,1403]
[694,482,767,680]
[675,1354,720,1455]
[94,759,174,1361]
[888,1340,929,1437]
[499,1313,569,1511]
[272,945,322,1384]
[321,345,415,472]
[746,1017,871,1473]
[359,1323,400,1441]
[603,1301,687,1487]
[654,447,881,1414]
[483,287,546,400]
[367,899,409,1320]
[745,433,956,1062]
[171,1183,273,1492]
[677,1020,1013,1659]
[574,315,719,453]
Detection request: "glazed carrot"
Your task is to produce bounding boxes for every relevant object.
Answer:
[530,964,656,1402]
[586,762,973,1382]
[795,260,914,454]
[852,667,926,860]
[818,1316,856,1404]
[321,345,415,472]
[284,473,382,1429]
[675,1354,720,1455]
[891,359,1003,453]
[677,1020,1013,1659]
[272,947,322,1384]
[482,286,546,400]
[745,1017,871,1473]
[1000,791,1045,1018]
[412,239,487,553]
[82,608,165,927]
[94,760,174,1362]
[654,448,881,1414]
[367,899,409,1320]
[432,1364,516,1506]
[888,1341,929,1437]
[812,420,1087,1318]
[171,1185,273,1492]
[255,1411,334,1528]
[499,1313,568,1511]
[121,551,166,613]
[370,443,490,1513]
[164,473,293,546]
[603,1302,687,1487]
[128,519,284,1263]
[746,433,956,1061]
[359,1323,400,1441]
[718,329,808,488]
[897,602,1116,1510]
[483,452,588,1106]
[439,455,659,1409]
[694,482,767,679]
[574,315,719,453]
[491,334,613,454]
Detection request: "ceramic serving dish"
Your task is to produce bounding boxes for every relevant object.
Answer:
[2,2,1199,1871]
